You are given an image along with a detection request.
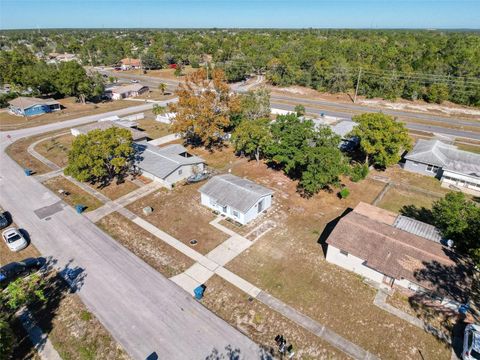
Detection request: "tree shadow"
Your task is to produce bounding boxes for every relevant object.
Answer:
[399,204,434,225]
[9,257,87,358]
[317,208,353,257]
[205,345,274,360]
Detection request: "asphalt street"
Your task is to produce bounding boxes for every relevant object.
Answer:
[0,103,262,360]
[101,69,480,141]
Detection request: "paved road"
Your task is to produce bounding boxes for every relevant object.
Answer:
[0,103,262,360]
[101,70,480,141]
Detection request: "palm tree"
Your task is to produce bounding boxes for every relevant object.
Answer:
[158,83,167,95]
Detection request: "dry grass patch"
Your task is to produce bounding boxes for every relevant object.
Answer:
[43,176,103,212]
[97,212,194,277]
[377,186,442,214]
[202,276,348,359]
[136,118,172,139]
[34,133,74,168]
[127,183,228,254]
[90,180,139,201]
[124,66,197,81]
[135,89,176,101]
[375,166,449,194]
[0,97,136,131]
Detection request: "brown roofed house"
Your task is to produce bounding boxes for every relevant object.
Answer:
[325,202,469,300]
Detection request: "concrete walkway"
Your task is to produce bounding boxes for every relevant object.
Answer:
[17,308,62,360]
[85,181,163,223]
[27,132,70,171]
[34,169,65,183]
[123,211,377,359]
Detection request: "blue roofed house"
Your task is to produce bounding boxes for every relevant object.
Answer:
[404,139,480,195]
[8,97,61,116]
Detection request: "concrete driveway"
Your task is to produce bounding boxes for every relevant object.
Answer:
[0,104,262,360]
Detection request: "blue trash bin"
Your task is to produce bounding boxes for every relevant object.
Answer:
[75,204,85,214]
[24,168,32,176]
[194,285,205,300]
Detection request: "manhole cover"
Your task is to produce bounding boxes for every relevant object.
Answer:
[189,239,198,246]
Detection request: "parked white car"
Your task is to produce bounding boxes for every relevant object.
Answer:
[463,324,480,360]
[2,228,27,252]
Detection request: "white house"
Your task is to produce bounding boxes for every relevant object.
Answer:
[325,202,466,299]
[199,174,273,225]
[404,139,480,195]
[156,112,176,124]
[109,84,149,100]
[133,142,205,189]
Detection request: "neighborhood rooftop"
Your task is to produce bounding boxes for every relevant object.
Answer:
[8,96,60,110]
[133,141,204,179]
[73,120,147,141]
[112,83,147,94]
[199,174,273,213]
[405,139,480,176]
[326,202,457,293]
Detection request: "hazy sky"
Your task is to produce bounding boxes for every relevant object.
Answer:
[1,0,479,29]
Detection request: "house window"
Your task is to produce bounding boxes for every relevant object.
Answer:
[426,164,439,173]
[178,169,182,175]
[340,250,348,256]
[232,210,239,218]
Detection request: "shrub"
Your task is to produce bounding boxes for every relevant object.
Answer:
[339,187,350,199]
[349,163,369,182]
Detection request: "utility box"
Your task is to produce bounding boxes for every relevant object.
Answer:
[194,285,205,300]
[143,206,153,215]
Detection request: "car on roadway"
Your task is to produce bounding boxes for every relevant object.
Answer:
[0,212,9,229]
[0,257,46,289]
[2,227,28,252]
[463,324,480,360]
[131,79,139,83]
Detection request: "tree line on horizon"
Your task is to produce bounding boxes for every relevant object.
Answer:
[0,29,479,107]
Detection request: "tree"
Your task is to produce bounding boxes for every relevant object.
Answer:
[152,104,167,116]
[0,315,13,359]
[231,118,271,162]
[294,104,306,117]
[265,114,345,195]
[64,127,134,185]
[55,61,96,103]
[169,69,240,147]
[431,192,480,265]
[158,82,167,95]
[141,51,161,70]
[350,113,412,168]
[425,83,449,104]
[239,88,271,121]
[299,145,346,196]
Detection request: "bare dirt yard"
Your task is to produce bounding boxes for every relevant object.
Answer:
[126,183,229,255]
[202,275,348,359]
[89,179,139,201]
[96,212,194,278]
[123,66,197,81]
[0,97,137,131]
[43,176,103,212]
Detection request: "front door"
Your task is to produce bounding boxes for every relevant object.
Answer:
[258,199,264,213]
[222,205,227,213]
[382,275,394,287]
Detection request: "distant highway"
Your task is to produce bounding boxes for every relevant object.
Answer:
[100,70,480,141]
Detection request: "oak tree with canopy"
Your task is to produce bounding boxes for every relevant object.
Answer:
[231,118,271,162]
[169,68,240,147]
[64,127,134,185]
[349,112,412,168]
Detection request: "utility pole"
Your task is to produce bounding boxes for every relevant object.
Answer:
[353,68,362,103]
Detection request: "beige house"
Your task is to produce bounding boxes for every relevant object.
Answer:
[325,202,466,299]
[109,84,149,100]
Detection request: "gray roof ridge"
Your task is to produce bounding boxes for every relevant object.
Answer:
[144,147,180,165]
[218,174,272,196]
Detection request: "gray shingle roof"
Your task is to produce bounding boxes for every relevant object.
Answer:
[74,121,146,141]
[199,174,273,213]
[405,139,480,177]
[133,142,204,179]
